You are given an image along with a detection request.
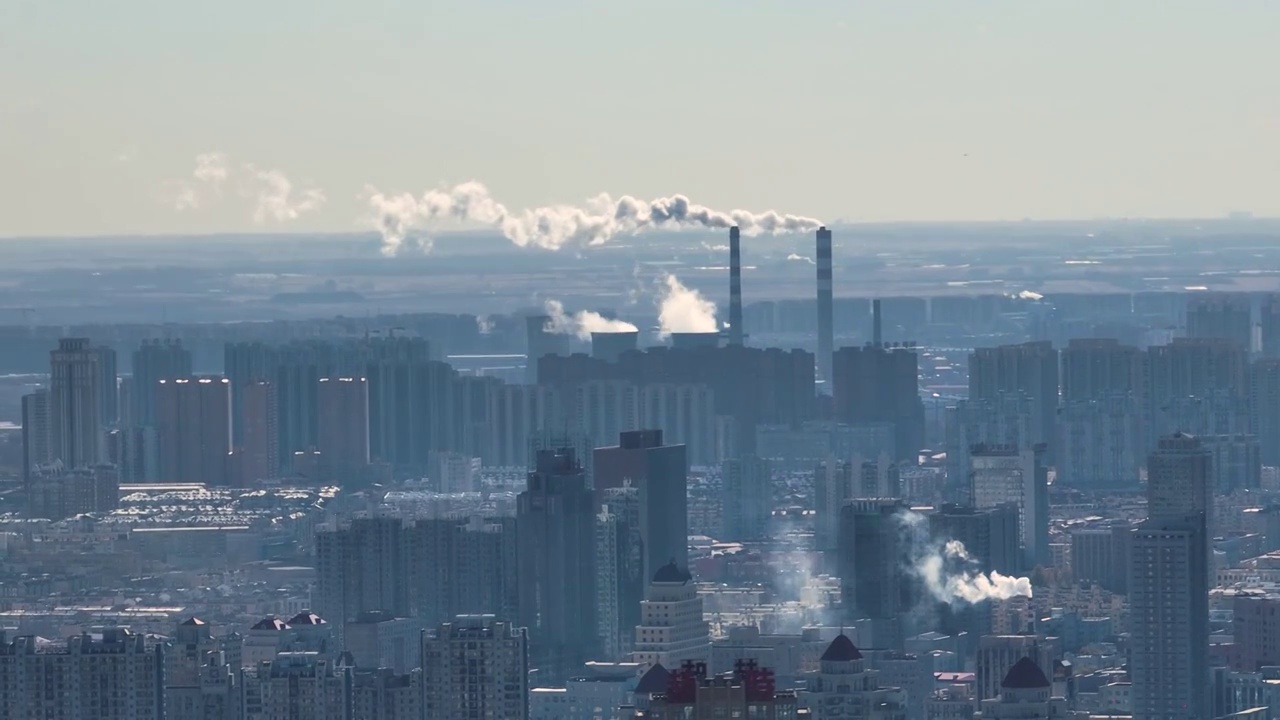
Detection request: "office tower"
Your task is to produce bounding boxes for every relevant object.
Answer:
[1060,338,1144,402]
[526,314,571,383]
[241,652,352,720]
[237,379,278,484]
[832,338,926,462]
[970,444,1049,568]
[1262,294,1280,358]
[1147,432,1211,520]
[422,615,529,720]
[814,457,853,553]
[1057,394,1143,490]
[978,657,1069,719]
[27,464,118,521]
[0,628,165,720]
[975,636,1060,701]
[94,344,118,426]
[1069,526,1131,594]
[720,455,771,541]
[838,498,911,648]
[632,562,711,669]
[20,389,50,493]
[594,429,689,582]
[316,376,370,483]
[804,635,908,720]
[49,337,102,468]
[968,341,1059,460]
[156,376,231,485]
[816,226,834,390]
[728,226,744,346]
[517,448,598,681]
[1187,292,1252,350]
[132,338,192,429]
[343,611,422,674]
[635,661,803,719]
[928,503,1021,575]
[598,486,645,660]
[1129,514,1210,720]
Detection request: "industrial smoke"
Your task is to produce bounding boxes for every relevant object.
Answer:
[897,510,1033,604]
[543,300,638,341]
[656,274,717,338]
[365,181,823,256]
[167,152,325,223]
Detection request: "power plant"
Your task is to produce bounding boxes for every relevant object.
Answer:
[525,314,570,383]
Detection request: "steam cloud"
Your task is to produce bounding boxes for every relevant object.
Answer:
[787,253,816,265]
[543,299,638,341]
[898,510,1032,604]
[165,152,325,223]
[656,274,717,338]
[364,181,823,256]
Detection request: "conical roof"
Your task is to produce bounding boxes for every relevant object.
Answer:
[1002,657,1051,689]
[820,634,863,662]
[634,662,669,694]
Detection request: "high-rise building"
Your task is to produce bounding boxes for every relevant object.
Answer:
[316,376,370,483]
[0,628,165,720]
[49,337,103,468]
[422,615,529,720]
[721,456,771,541]
[816,226,834,391]
[1262,294,1280,358]
[351,668,423,720]
[632,562,710,670]
[1060,338,1145,403]
[165,617,239,720]
[728,226,744,346]
[526,314,571,384]
[131,338,192,429]
[594,429,689,582]
[1147,432,1211,521]
[804,635,908,719]
[1069,525,1131,594]
[975,635,1060,702]
[978,657,1070,719]
[1129,514,1210,720]
[1145,337,1250,448]
[1187,292,1252,351]
[838,498,911,648]
[597,486,644,660]
[518,448,598,681]
[1057,394,1143,490]
[945,395,1035,501]
[1251,358,1280,466]
[20,388,50,493]
[832,342,925,462]
[814,457,853,554]
[241,651,352,720]
[94,344,118,427]
[27,464,119,521]
[343,611,423,674]
[315,515,409,627]
[156,376,231,485]
[968,341,1059,460]
[928,504,1021,575]
[970,444,1049,568]
[236,379,278,484]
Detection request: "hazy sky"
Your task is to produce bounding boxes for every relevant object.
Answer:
[3,0,1278,237]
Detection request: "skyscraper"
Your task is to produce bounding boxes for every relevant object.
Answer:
[20,389,50,493]
[838,498,911,648]
[816,226,834,391]
[1129,514,1209,720]
[1060,338,1144,403]
[597,485,644,661]
[49,338,102,469]
[316,376,370,483]
[720,455,771,541]
[131,338,192,429]
[968,341,1060,461]
[236,379,279,485]
[1262,294,1280,358]
[156,376,231,485]
[928,503,1021,576]
[94,344,118,427]
[594,429,689,581]
[422,615,529,720]
[728,226,744,346]
[517,448,598,681]
[970,444,1048,568]
[832,341,925,462]
[1147,432,1211,521]
[1187,292,1252,351]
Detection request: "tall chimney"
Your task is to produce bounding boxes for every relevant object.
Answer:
[873,298,883,347]
[728,226,744,346]
[816,226,833,392]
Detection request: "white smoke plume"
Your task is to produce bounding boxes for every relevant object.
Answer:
[364,181,823,256]
[165,152,325,223]
[787,253,816,264]
[544,299,638,341]
[656,273,717,338]
[897,510,1032,604]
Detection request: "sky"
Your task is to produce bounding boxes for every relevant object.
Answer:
[2,0,1279,238]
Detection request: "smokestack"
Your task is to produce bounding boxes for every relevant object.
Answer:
[873,299,883,347]
[816,226,833,392]
[728,226,744,346]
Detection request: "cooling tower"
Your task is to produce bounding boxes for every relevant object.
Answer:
[591,331,639,362]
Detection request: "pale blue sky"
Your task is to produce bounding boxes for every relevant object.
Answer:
[2,0,1278,237]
